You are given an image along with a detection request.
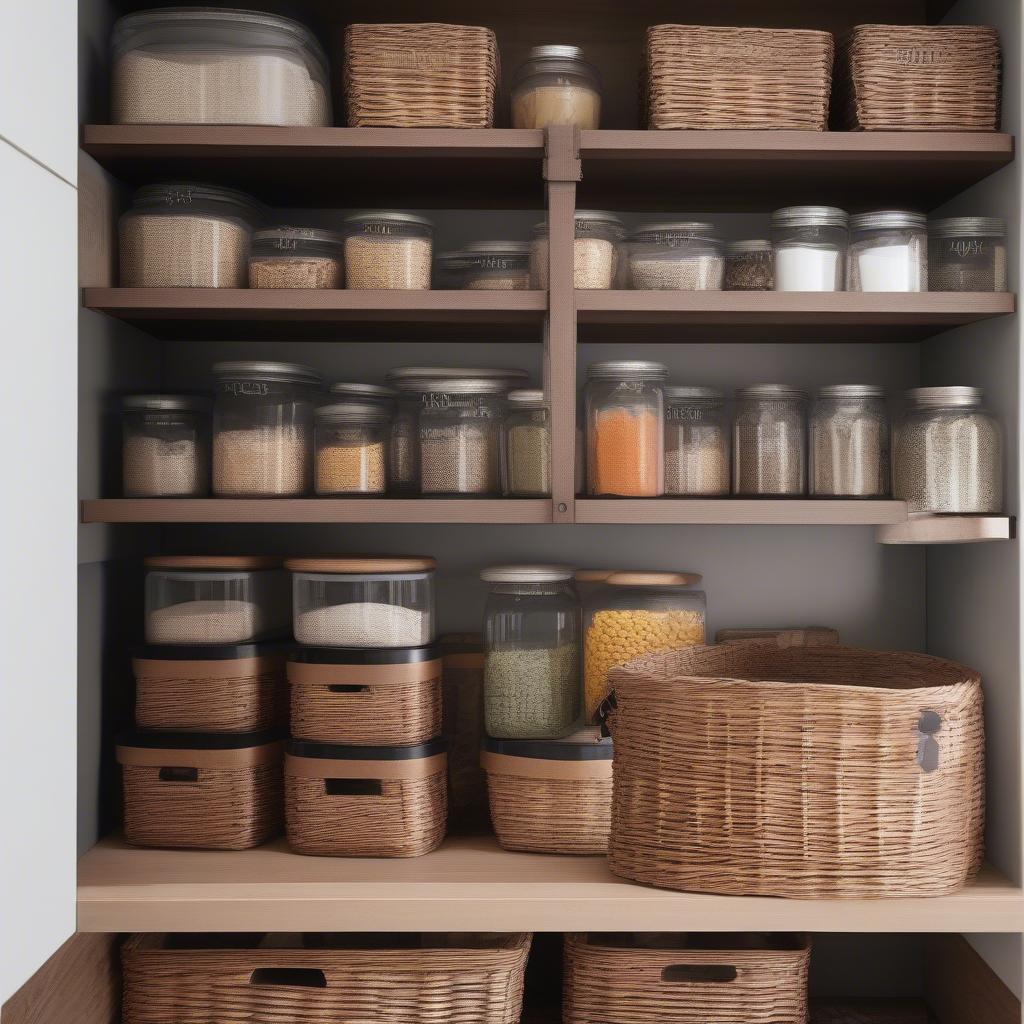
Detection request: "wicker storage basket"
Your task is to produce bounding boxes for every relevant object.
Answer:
[606,639,984,897]
[133,642,287,733]
[482,737,613,855]
[122,932,532,1024]
[645,25,834,131]
[117,731,283,849]
[285,738,447,857]
[564,933,811,1024]
[288,644,442,746]
[344,23,499,128]
[841,24,1001,131]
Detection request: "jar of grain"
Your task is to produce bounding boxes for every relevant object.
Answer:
[772,206,849,292]
[530,211,623,290]
[122,394,209,497]
[663,386,730,496]
[586,361,667,497]
[848,211,927,292]
[249,226,344,289]
[929,217,1008,292]
[810,385,890,497]
[119,181,264,288]
[733,385,808,496]
[343,211,434,290]
[724,239,774,291]
[893,387,1002,513]
[503,389,551,496]
[212,360,323,497]
[314,401,390,495]
[510,45,601,129]
[462,242,532,290]
[111,7,331,126]
[628,222,724,290]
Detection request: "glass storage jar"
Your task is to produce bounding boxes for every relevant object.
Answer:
[434,250,471,289]
[212,360,323,497]
[583,571,705,720]
[663,386,730,496]
[847,211,927,292]
[510,45,601,129]
[144,555,289,645]
[343,211,434,290]
[481,565,582,739]
[287,557,436,648]
[628,222,724,290]
[724,239,774,291]
[111,7,331,127]
[772,206,849,292]
[249,226,344,289]
[586,361,667,497]
[122,394,209,497]
[810,385,890,497]
[119,181,264,288]
[314,401,390,495]
[503,389,551,496]
[530,211,623,290]
[733,384,808,496]
[462,242,531,291]
[892,387,1002,513]
[929,217,1008,292]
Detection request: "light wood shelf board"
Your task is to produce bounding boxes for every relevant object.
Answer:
[876,514,1015,545]
[576,499,908,526]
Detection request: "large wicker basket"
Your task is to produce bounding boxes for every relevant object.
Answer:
[564,933,811,1024]
[606,639,984,897]
[645,25,834,130]
[122,932,532,1024]
[344,23,499,128]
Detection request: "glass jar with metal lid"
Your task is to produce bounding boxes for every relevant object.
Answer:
[212,360,323,497]
[733,384,808,496]
[586,361,668,497]
[663,386,730,496]
[771,206,849,292]
[249,225,344,289]
[481,565,582,739]
[122,394,209,497]
[510,45,601,130]
[119,181,265,288]
[314,401,390,495]
[628,221,724,290]
[724,239,774,291]
[929,218,1008,292]
[503,389,551,496]
[462,242,532,291]
[343,211,434,290]
[810,385,890,497]
[847,211,927,292]
[530,211,623,290]
[892,387,1002,512]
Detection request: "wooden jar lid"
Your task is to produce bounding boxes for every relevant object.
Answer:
[606,571,702,587]
[285,556,437,573]
[143,555,283,570]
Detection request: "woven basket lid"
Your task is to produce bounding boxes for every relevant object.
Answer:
[285,556,436,573]
[483,736,613,761]
[606,571,702,587]
[144,555,283,570]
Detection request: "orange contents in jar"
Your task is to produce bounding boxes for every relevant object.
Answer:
[591,407,661,495]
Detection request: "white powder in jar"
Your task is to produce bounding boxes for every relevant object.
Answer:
[147,599,264,644]
[124,435,203,497]
[774,246,842,291]
[213,426,310,496]
[295,602,430,647]
[344,236,432,290]
[511,85,600,129]
[848,238,926,292]
[529,236,615,289]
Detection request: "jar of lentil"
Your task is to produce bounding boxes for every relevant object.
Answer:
[724,239,774,291]
[771,206,849,292]
[511,45,601,129]
[530,211,623,290]
[462,242,532,291]
[343,211,434,290]
[583,571,705,720]
[628,222,724,291]
[929,218,1008,292]
[503,389,551,496]
[122,394,209,497]
[586,361,667,497]
[663,386,730,496]
[810,385,890,498]
[847,211,927,292]
[119,181,264,288]
[892,387,1002,513]
[481,565,582,739]
[249,225,344,289]
[314,401,390,495]
[732,385,808,496]
[212,361,323,497]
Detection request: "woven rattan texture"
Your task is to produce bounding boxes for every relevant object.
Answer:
[135,670,285,733]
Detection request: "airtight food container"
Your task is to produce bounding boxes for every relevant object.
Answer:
[530,211,624,290]
[628,222,724,291]
[461,242,532,291]
[343,211,434,290]
[249,226,344,289]
[121,394,209,497]
[314,401,390,495]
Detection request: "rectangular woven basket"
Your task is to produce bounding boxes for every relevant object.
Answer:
[645,25,834,130]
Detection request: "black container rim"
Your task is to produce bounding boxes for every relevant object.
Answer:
[288,644,441,666]
[287,738,447,760]
[483,737,614,761]
[132,641,293,661]
[117,729,284,750]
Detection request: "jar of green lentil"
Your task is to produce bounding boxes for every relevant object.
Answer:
[502,389,551,496]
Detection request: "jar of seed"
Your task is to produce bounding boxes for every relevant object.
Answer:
[733,384,808,496]
[724,239,774,291]
[122,394,209,497]
[462,241,532,291]
[510,45,601,129]
[929,217,1008,292]
[249,225,344,289]
[772,206,849,292]
[848,211,927,292]
[628,221,724,290]
[530,211,623,290]
[343,211,434,290]
[503,389,551,496]
[314,400,390,495]
[810,385,890,497]
[663,386,730,496]
[893,387,1002,513]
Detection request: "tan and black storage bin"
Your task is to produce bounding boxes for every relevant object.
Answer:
[481,737,613,855]
[285,738,447,857]
[288,644,442,746]
[117,730,283,850]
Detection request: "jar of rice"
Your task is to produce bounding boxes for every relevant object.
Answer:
[343,211,434,290]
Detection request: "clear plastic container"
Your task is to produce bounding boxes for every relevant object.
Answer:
[111,7,331,126]
[343,211,434,290]
[462,242,531,290]
[119,181,264,288]
[733,385,808,496]
[530,211,623,290]
[628,222,724,290]
[144,555,289,645]
[122,394,209,497]
[503,389,551,496]
[810,385,890,497]
[848,211,927,292]
[724,239,774,291]
[510,45,601,129]
[249,226,344,289]
[314,401,390,495]
[929,217,1008,292]
[586,361,667,497]
[212,360,323,497]
[772,206,849,292]
[481,565,582,739]
[287,557,437,648]
[663,386,730,496]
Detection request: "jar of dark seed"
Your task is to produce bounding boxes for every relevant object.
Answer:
[122,394,210,497]
[663,386,730,496]
[733,385,808,496]
[724,239,774,291]
[503,389,551,496]
[929,217,1008,292]
[810,385,889,498]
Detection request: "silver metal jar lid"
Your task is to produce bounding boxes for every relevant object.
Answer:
[850,211,926,232]
[463,241,532,256]
[421,378,511,395]
[506,388,547,406]
[929,217,1006,237]
[587,360,669,381]
[908,386,983,408]
[480,564,575,583]
[632,220,718,238]
[725,239,773,256]
[131,181,265,222]
[213,361,323,386]
[817,384,887,399]
[771,206,850,229]
[735,384,808,401]
[315,401,391,422]
[253,225,344,248]
[532,211,622,237]
[328,382,398,400]
[344,210,434,229]
[388,366,529,383]
[528,44,586,61]
[664,386,724,402]
[122,394,208,412]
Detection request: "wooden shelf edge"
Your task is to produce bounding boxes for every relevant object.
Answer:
[876,514,1015,545]
[576,499,908,526]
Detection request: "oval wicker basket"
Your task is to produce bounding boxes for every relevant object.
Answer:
[606,639,984,897]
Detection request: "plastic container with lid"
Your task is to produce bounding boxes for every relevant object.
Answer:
[583,571,706,719]
[144,556,290,646]
[212,360,323,497]
[628,221,724,291]
[314,401,390,495]
[481,565,582,739]
[663,386,730,496]
[343,211,434,290]
[503,389,551,496]
[810,385,890,497]
[511,44,602,129]
[772,206,849,292]
[287,557,437,649]
[462,242,532,291]
[530,211,624,290]
[848,211,927,292]
[929,217,1008,292]
[724,239,774,291]
[122,394,209,497]
[119,181,265,288]
[732,384,808,496]
[249,226,344,289]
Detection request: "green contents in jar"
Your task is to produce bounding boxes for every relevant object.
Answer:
[484,644,579,739]
[507,422,551,495]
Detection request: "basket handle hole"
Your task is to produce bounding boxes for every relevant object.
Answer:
[661,965,737,984]
[324,778,383,796]
[250,968,326,989]
[917,710,942,773]
[327,685,370,694]
[158,767,198,783]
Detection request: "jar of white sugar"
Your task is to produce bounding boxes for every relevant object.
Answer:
[343,211,434,290]
[929,217,1008,292]
[510,45,602,130]
[627,222,724,291]
[810,385,890,497]
[287,557,437,648]
[771,206,849,292]
[848,211,927,292]
[122,394,209,497]
[530,211,623,290]
[461,242,532,290]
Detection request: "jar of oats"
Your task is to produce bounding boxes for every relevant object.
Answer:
[249,226,344,289]
[315,401,390,495]
[462,242,532,290]
[511,45,602,129]
[628,221,724,291]
[343,211,434,290]
[122,394,209,497]
[530,211,623,290]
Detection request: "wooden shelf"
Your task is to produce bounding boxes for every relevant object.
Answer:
[76,836,1024,934]
[877,513,1016,545]
[576,499,908,526]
